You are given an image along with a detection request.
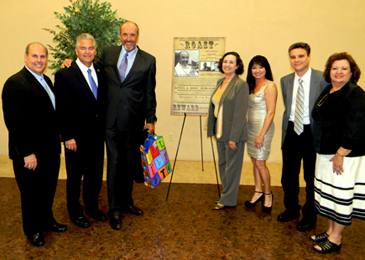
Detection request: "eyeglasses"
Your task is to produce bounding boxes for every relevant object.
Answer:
[317,94,328,107]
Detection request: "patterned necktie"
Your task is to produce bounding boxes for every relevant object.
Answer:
[294,78,304,135]
[40,77,55,109]
[87,69,98,100]
[119,53,128,83]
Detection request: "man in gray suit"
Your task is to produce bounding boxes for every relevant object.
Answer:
[277,42,327,232]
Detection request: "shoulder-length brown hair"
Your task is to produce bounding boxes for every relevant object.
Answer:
[323,52,361,83]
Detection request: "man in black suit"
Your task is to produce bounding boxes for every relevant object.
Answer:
[278,42,327,231]
[2,42,67,247]
[55,33,107,228]
[95,21,157,230]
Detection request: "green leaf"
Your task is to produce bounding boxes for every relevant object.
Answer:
[43,0,126,74]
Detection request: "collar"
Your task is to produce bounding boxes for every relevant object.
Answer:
[76,58,95,73]
[295,67,312,83]
[25,65,44,81]
[120,45,139,58]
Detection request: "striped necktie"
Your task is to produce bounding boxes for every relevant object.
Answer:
[294,78,304,135]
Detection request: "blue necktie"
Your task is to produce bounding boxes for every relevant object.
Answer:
[119,53,128,83]
[40,77,55,109]
[87,69,98,100]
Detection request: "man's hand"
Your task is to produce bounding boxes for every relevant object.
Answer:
[143,123,155,134]
[61,59,73,69]
[65,139,77,151]
[24,154,37,170]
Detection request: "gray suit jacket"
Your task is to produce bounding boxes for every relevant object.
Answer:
[207,74,249,142]
[280,68,327,147]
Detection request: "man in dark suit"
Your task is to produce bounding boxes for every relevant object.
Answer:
[55,33,107,228]
[94,21,157,230]
[278,42,327,231]
[2,42,67,247]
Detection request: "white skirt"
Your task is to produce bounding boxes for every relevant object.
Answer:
[314,154,365,225]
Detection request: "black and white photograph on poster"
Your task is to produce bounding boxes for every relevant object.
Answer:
[174,50,199,77]
[200,61,219,72]
[171,37,226,115]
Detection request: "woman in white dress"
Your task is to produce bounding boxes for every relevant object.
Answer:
[245,55,277,213]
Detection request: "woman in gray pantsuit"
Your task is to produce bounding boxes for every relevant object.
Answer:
[207,52,249,209]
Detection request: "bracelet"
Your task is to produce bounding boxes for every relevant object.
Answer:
[257,136,264,140]
[336,152,345,158]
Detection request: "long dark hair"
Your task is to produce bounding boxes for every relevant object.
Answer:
[246,55,273,94]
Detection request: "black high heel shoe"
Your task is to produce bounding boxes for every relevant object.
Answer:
[262,192,274,213]
[244,191,264,208]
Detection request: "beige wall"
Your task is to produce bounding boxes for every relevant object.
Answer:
[1,0,364,163]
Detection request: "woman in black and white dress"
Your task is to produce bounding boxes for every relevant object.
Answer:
[311,52,365,253]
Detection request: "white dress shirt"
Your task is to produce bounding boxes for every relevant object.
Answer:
[76,58,98,91]
[289,67,312,125]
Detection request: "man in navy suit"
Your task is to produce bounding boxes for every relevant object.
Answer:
[2,42,67,247]
[55,33,107,228]
[94,21,157,230]
[278,42,327,231]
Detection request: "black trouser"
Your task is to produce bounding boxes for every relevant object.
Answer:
[281,122,318,219]
[13,154,60,236]
[65,135,104,217]
[105,123,139,216]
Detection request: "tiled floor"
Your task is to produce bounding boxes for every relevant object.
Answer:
[0,156,362,259]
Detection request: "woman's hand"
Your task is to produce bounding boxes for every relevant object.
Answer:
[255,136,264,149]
[329,153,344,175]
[229,141,237,150]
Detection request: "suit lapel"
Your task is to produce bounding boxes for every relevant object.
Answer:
[122,46,142,85]
[285,73,295,116]
[112,46,123,85]
[219,74,238,107]
[22,68,55,110]
[309,70,319,110]
[71,62,96,99]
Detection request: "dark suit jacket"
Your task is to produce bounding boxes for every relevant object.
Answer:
[207,74,249,142]
[2,67,60,160]
[95,45,157,131]
[280,69,327,147]
[54,61,105,141]
[312,81,365,157]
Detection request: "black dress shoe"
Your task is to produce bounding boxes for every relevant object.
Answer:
[109,215,122,230]
[70,215,91,228]
[50,222,68,232]
[296,216,317,232]
[277,210,300,222]
[86,209,108,221]
[124,205,143,216]
[27,233,45,247]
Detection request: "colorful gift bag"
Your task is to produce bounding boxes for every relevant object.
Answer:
[140,134,172,189]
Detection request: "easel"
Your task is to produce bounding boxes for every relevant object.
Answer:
[165,113,220,201]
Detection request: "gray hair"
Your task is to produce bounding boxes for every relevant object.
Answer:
[75,33,97,49]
